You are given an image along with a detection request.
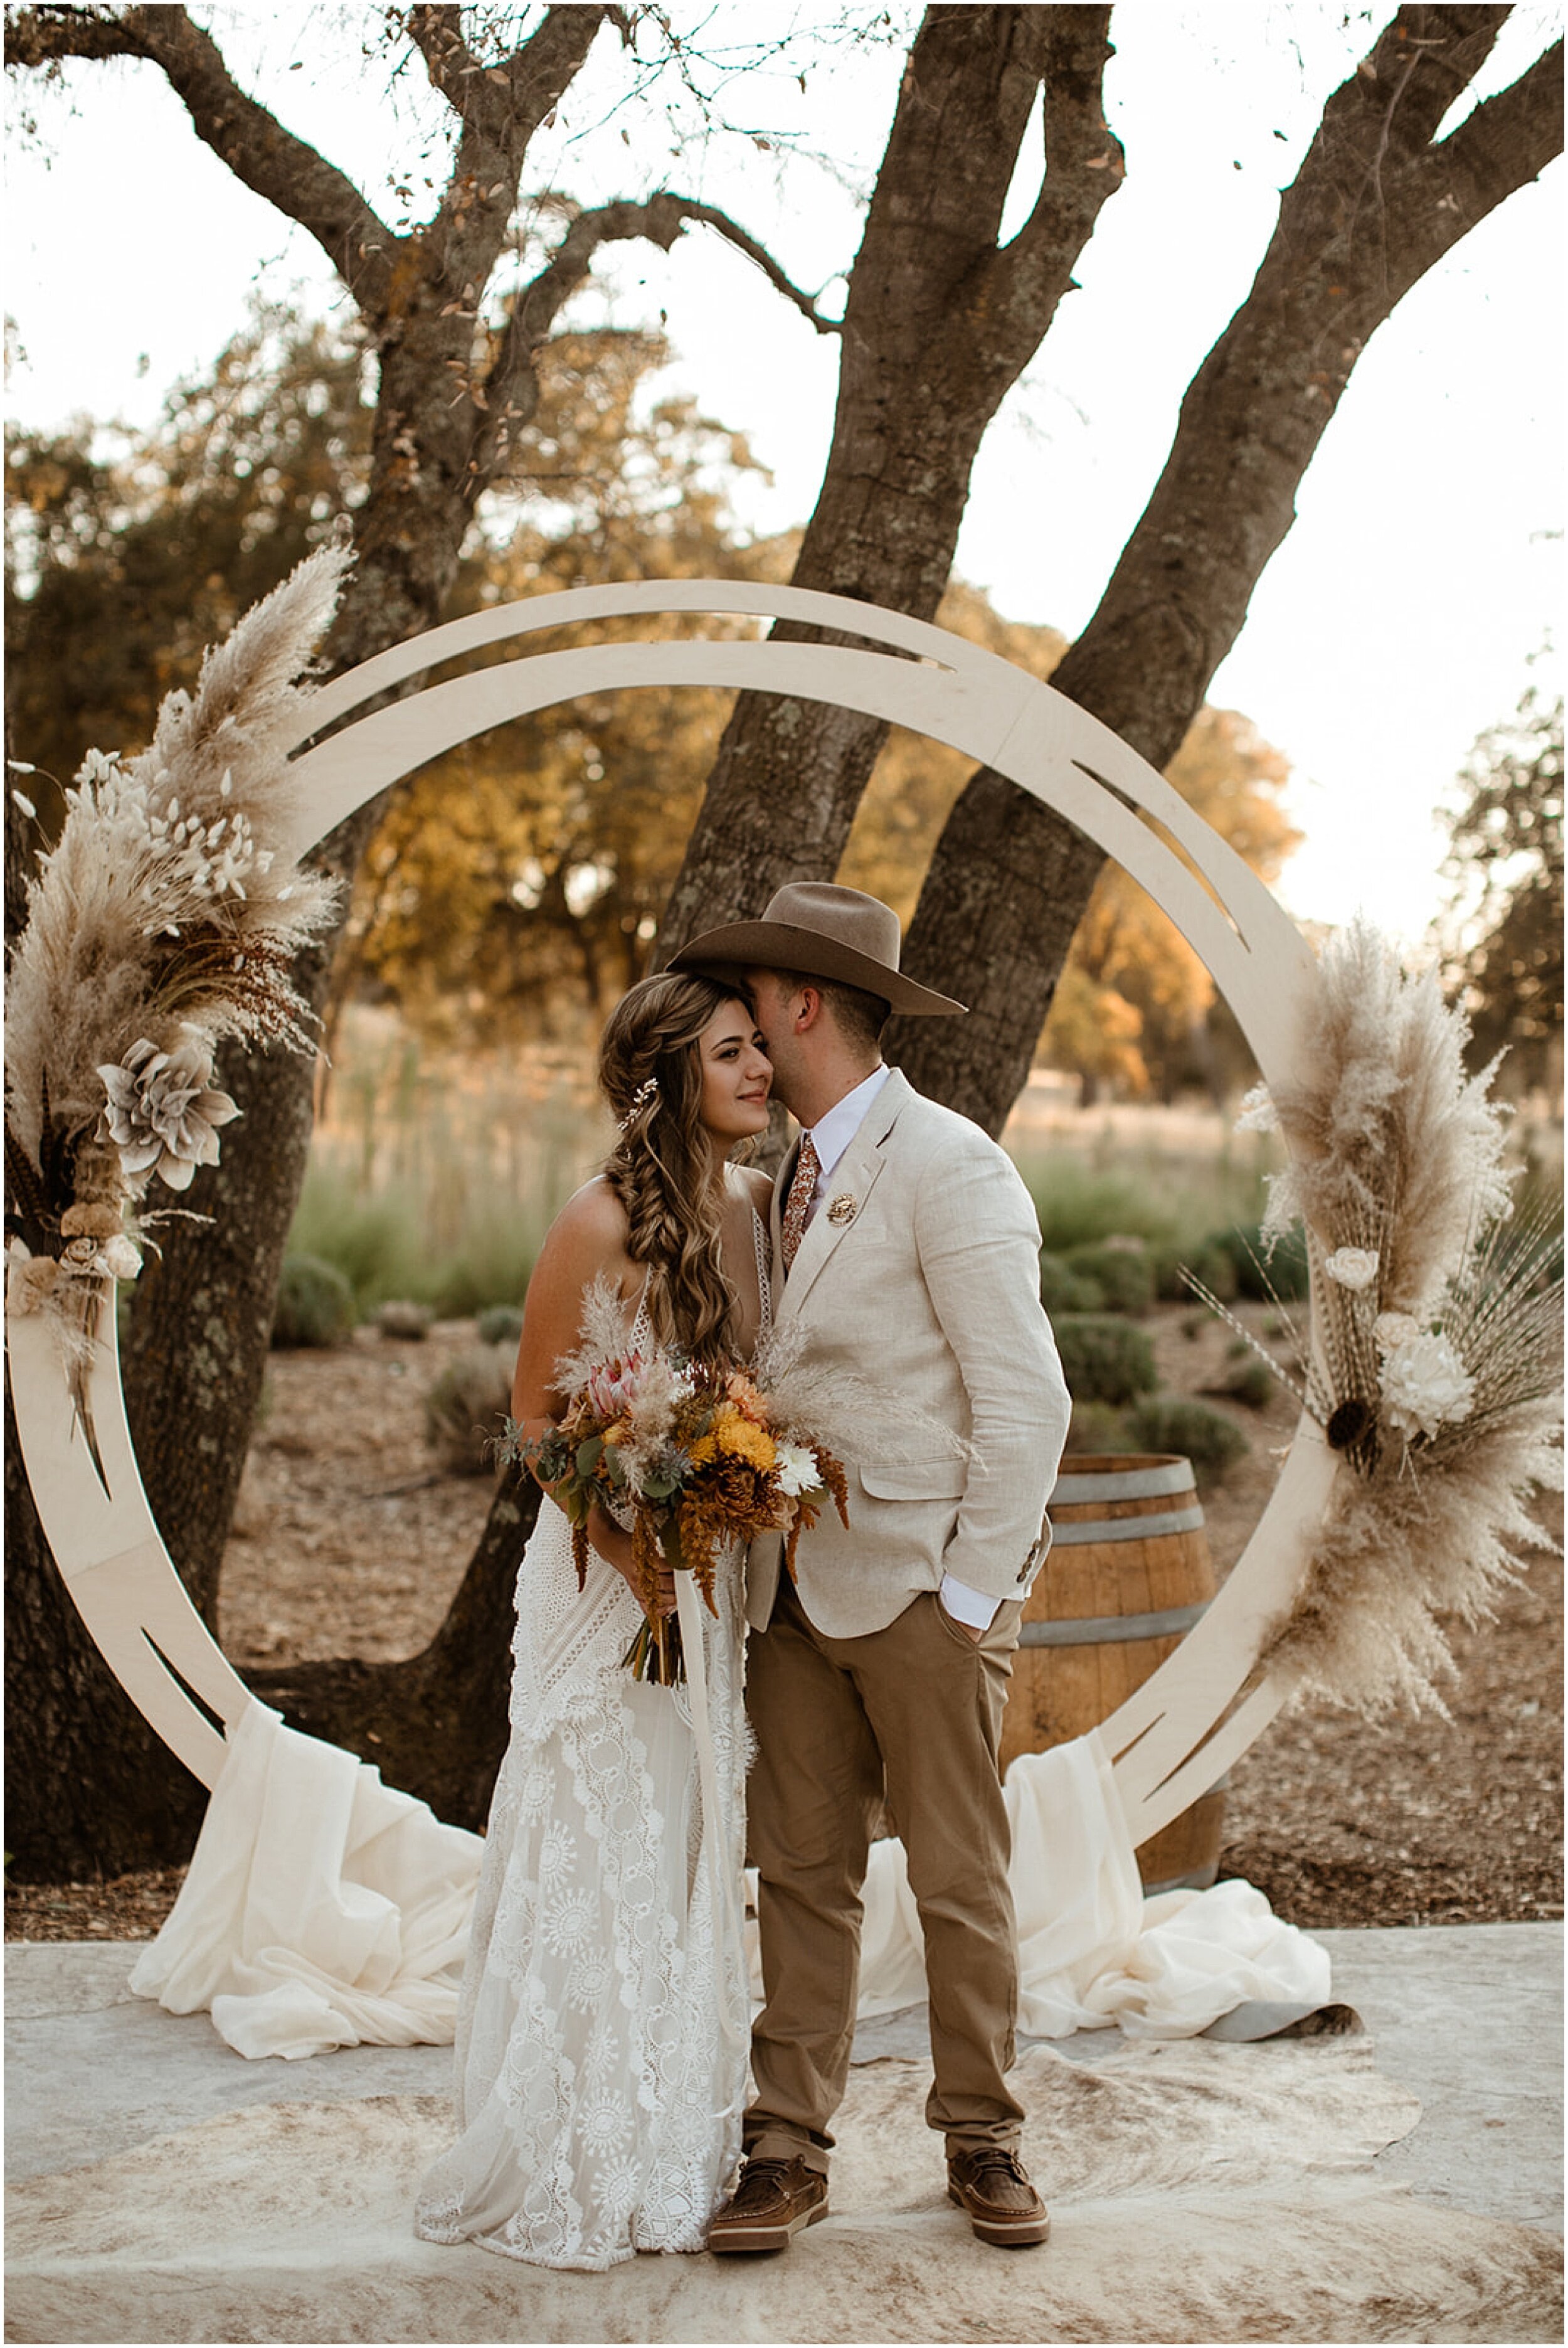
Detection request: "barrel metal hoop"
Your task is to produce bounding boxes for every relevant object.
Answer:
[1048,1460,1196,1507]
[1019,1599,1210,1647]
[1047,1503,1207,1546]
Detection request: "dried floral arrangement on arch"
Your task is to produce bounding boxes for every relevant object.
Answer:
[1192,922,1563,1718]
[4,545,351,1400]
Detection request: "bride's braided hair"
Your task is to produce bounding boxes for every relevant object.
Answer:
[598,971,753,1364]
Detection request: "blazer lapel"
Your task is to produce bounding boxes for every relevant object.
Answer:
[778,1070,912,1319]
[768,1143,792,1299]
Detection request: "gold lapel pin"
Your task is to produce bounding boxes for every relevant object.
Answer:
[827,1193,858,1227]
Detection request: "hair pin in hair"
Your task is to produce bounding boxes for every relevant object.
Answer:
[618,1075,659,1133]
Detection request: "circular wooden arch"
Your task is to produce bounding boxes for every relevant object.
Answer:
[9,581,1338,1847]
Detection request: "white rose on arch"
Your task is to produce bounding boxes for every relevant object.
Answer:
[1323,1246,1379,1291]
[97,1035,240,1193]
[1379,1328,1475,1441]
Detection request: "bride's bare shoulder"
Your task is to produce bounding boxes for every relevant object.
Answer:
[541,1174,635,1269]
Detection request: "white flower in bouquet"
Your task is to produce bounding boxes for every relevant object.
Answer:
[97,1034,240,1191]
[774,1440,822,1499]
[1372,1310,1422,1354]
[1324,1246,1379,1291]
[1379,1327,1476,1440]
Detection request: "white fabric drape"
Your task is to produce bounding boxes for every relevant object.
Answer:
[132,1708,1327,2059]
[850,1727,1330,2038]
[127,1699,481,2061]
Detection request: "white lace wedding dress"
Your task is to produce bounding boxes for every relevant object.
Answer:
[415,1217,768,2271]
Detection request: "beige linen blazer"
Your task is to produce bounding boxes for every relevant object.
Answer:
[749,1068,1070,1639]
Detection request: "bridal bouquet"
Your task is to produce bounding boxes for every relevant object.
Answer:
[497,1281,849,1685]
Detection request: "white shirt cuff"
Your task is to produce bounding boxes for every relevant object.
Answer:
[938,1572,1001,1632]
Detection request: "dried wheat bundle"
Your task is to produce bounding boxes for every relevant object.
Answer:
[4,545,351,1376]
[1262,1391,1563,1716]
[1222,922,1562,1716]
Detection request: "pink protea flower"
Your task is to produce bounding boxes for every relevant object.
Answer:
[585,1354,645,1420]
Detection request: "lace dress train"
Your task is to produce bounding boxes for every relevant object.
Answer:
[415,1266,758,2270]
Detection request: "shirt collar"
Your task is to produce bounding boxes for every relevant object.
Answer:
[805,1064,892,1182]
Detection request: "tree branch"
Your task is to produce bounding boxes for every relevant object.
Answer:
[5,3,134,66]
[412,0,605,152]
[403,2,478,107]
[1401,33,1564,262]
[986,3,1122,311]
[413,4,608,302]
[654,198,842,336]
[8,4,400,314]
[470,191,839,489]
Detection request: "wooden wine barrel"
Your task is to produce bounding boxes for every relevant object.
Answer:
[1000,1453,1226,1893]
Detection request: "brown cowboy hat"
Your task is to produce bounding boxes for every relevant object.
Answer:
[668,881,967,1017]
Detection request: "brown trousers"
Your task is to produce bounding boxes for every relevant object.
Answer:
[744,1576,1025,2173]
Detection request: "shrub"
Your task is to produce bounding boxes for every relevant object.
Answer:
[272,1254,356,1349]
[1123,1396,1249,1487]
[1212,1356,1276,1410]
[287,1168,428,1311]
[430,1214,544,1320]
[1040,1253,1104,1315]
[1061,1400,1129,1456]
[1022,1163,1175,1255]
[1053,1314,1158,1408]
[376,1299,433,1340]
[477,1304,526,1347]
[1215,1222,1310,1301]
[285,1166,548,1317]
[1062,1241,1154,1317]
[1152,1237,1240,1304]
[424,1343,514,1475]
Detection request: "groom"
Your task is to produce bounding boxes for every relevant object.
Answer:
[671,883,1070,2253]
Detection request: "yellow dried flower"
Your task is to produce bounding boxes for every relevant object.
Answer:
[714,1405,776,1472]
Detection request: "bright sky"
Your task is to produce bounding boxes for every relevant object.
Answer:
[6,2,1564,949]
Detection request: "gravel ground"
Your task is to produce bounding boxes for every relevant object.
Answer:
[8,1305,1560,1941]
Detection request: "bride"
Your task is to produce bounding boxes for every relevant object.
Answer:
[415,972,775,2271]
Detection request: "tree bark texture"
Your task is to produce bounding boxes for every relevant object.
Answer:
[657,3,1122,952]
[891,7,1565,1132]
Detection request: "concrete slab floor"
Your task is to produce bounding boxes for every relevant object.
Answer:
[6,1923,1560,2234]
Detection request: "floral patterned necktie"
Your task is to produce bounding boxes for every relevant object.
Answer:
[780,1134,821,1274]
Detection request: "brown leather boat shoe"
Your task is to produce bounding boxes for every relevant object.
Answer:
[946,2147,1051,2246]
[707,2155,830,2254]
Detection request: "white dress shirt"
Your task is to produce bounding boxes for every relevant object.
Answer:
[796,1065,1000,1634]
